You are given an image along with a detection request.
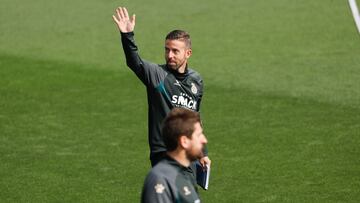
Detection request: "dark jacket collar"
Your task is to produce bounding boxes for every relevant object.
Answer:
[166,65,189,80]
[163,155,191,172]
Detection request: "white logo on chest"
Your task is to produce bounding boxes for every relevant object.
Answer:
[174,80,181,87]
[191,83,198,94]
[171,93,197,110]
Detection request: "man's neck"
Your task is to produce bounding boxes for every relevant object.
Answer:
[176,61,189,74]
[167,150,190,167]
[177,65,187,74]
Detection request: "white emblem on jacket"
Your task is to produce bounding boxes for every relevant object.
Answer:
[183,186,191,195]
[154,183,165,194]
[174,80,181,87]
[191,83,197,94]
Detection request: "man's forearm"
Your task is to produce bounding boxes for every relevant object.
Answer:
[120,32,143,73]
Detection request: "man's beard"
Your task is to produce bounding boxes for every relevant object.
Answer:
[167,62,180,71]
[185,147,204,162]
[166,59,186,72]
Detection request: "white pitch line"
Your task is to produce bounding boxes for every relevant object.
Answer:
[349,0,360,34]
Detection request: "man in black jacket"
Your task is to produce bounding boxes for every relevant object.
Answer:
[112,7,211,168]
[141,108,207,203]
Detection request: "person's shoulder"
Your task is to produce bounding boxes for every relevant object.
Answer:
[141,161,179,203]
[151,160,179,178]
[142,60,163,69]
[143,161,179,189]
[187,68,203,80]
[140,61,167,78]
[158,64,171,73]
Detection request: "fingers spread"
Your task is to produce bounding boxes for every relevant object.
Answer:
[123,7,129,19]
[116,8,122,20]
[119,7,126,20]
[131,14,136,24]
[112,15,119,23]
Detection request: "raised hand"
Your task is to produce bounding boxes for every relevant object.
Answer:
[112,7,136,33]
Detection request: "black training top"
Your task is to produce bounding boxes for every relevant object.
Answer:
[120,32,204,159]
[141,156,200,203]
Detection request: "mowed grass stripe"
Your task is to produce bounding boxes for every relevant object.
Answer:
[201,83,360,202]
[1,0,359,110]
[0,54,149,202]
[1,55,359,202]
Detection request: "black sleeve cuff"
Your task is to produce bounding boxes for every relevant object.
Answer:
[120,31,134,37]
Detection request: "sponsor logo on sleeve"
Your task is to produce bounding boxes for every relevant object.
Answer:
[183,186,191,196]
[154,183,165,194]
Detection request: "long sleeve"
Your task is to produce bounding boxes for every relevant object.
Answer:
[120,32,147,83]
[120,32,166,87]
[141,175,174,203]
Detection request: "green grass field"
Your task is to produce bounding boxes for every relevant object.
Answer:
[1,0,360,202]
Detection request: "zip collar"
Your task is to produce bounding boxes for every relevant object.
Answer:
[167,65,189,80]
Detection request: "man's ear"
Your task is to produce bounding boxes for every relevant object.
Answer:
[179,135,190,149]
[185,49,192,59]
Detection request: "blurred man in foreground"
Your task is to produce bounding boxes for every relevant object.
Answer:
[141,108,207,203]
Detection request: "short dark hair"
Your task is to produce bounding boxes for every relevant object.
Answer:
[162,108,200,151]
[165,30,191,48]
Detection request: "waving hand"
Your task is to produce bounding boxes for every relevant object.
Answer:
[112,7,136,33]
